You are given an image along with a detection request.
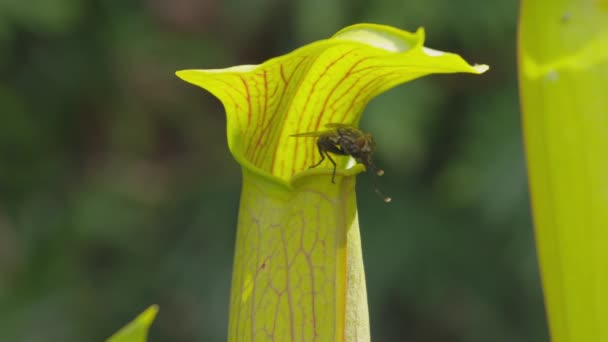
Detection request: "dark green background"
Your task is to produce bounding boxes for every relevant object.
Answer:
[0,0,548,341]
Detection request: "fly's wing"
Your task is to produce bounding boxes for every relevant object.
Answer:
[291,123,353,137]
[324,122,354,129]
[290,130,332,137]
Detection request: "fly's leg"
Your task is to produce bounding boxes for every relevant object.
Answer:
[310,146,337,183]
[324,144,346,183]
[309,145,326,169]
[311,138,345,184]
[326,153,337,183]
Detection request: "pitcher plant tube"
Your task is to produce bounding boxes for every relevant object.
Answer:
[519,2,608,341]
[177,23,488,342]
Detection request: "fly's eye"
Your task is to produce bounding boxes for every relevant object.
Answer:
[358,135,375,152]
[356,137,368,150]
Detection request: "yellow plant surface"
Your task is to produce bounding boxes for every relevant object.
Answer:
[177,23,487,342]
[519,2,608,341]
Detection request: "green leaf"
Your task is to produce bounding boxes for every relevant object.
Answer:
[519,1,608,341]
[106,305,158,342]
[176,23,487,187]
[177,23,487,342]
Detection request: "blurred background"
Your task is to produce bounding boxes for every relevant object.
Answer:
[0,0,547,341]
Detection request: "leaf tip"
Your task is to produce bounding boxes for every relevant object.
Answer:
[139,304,159,324]
[105,305,159,342]
[473,64,490,73]
[175,70,191,81]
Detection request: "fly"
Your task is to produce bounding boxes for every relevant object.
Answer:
[291,123,391,202]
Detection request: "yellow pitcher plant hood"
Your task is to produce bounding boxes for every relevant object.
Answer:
[177,23,487,342]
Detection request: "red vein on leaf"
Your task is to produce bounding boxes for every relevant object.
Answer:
[204,76,244,112]
[213,75,248,99]
[232,211,256,342]
[252,65,288,167]
[342,59,383,76]
[347,62,454,76]
[280,226,296,342]
[302,56,369,169]
[337,71,395,124]
[249,219,262,341]
[249,67,282,168]
[336,73,389,126]
[245,72,269,159]
[240,75,252,127]
[292,49,357,175]
[311,55,368,132]
[339,181,350,342]
[255,76,291,168]
[280,63,288,84]
[268,57,310,175]
[259,70,269,148]
[220,87,244,133]
[341,55,415,77]
[269,81,279,98]
[301,229,319,341]
[269,284,282,342]
[255,73,264,133]
[253,81,281,166]
[325,68,377,121]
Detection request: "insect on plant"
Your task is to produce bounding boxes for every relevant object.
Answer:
[291,123,392,203]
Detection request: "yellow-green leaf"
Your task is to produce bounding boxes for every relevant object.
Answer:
[177,23,487,342]
[176,23,487,186]
[106,305,158,342]
[519,2,608,341]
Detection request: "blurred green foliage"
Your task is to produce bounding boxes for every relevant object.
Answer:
[0,0,547,341]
